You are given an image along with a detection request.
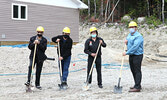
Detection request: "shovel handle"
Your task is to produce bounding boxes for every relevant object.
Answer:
[118,77,121,87]
[30,43,37,82]
[119,44,126,78]
[58,42,63,80]
[87,43,101,83]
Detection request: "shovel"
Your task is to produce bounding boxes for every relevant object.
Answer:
[57,42,64,90]
[113,44,126,94]
[26,43,37,92]
[82,43,101,91]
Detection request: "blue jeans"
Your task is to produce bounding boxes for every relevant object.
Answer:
[60,56,71,82]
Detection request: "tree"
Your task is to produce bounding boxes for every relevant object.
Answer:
[162,0,165,23]
[94,0,97,18]
[79,0,167,23]
[100,0,104,21]
[88,0,90,18]
[105,0,110,21]
[104,0,121,23]
[146,0,150,17]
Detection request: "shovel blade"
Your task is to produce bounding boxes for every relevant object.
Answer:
[26,85,34,93]
[113,85,123,94]
[82,82,91,91]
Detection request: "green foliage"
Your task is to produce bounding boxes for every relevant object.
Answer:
[128,9,136,17]
[141,33,143,36]
[126,1,147,18]
[141,25,145,28]
[147,32,150,35]
[119,26,123,32]
[146,16,162,27]
[79,0,166,23]
[121,18,129,27]
[107,24,113,27]
[148,25,155,29]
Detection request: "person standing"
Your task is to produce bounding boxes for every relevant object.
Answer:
[123,21,144,92]
[84,27,106,88]
[52,27,73,88]
[25,26,47,90]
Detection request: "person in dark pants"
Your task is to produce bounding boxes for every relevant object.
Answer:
[123,21,144,92]
[52,27,73,88]
[84,27,106,88]
[25,26,47,90]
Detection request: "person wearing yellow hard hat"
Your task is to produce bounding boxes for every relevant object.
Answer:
[25,26,47,90]
[52,27,73,89]
[84,27,106,88]
[123,21,144,92]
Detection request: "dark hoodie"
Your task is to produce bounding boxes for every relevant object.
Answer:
[52,35,73,59]
[84,37,106,57]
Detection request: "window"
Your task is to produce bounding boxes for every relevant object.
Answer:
[12,3,28,20]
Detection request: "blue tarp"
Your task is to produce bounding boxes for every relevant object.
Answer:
[0,44,55,48]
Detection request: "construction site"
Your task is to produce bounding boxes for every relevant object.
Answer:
[1,0,167,100]
[0,25,167,100]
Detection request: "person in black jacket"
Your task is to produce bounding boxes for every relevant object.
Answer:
[52,27,73,88]
[25,26,47,90]
[84,27,106,88]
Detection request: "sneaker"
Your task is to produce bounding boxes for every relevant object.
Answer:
[98,85,103,88]
[61,81,68,87]
[36,86,42,90]
[25,82,30,86]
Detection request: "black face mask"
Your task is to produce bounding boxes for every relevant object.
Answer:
[63,35,69,39]
[37,34,43,37]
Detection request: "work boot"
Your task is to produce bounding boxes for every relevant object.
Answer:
[24,82,30,86]
[129,88,140,92]
[36,86,42,90]
[130,86,142,89]
[98,85,103,88]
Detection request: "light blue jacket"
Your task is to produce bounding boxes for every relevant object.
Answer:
[126,31,144,55]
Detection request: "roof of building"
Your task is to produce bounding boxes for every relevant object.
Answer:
[14,0,88,9]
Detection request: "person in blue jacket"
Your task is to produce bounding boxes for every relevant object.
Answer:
[123,21,144,92]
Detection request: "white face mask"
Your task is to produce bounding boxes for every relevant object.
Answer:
[129,28,135,33]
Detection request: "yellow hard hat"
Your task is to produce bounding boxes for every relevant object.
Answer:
[90,27,97,33]
[128,21,137,27]
[36,26,44,32]
[63,27,70,34]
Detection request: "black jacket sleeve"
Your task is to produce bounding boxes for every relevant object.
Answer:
[28,36,35,50]
[62,39,73,59]
[99,38,107,47]
[52,35,62,43]
[84,39,92,55]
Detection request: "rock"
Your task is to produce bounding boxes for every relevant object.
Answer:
[114,22,119,26]
[158,45,167,55]
[122,15,131,22]
[137,17,146,24]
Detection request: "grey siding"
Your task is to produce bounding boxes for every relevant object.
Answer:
[0,0,79,42]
